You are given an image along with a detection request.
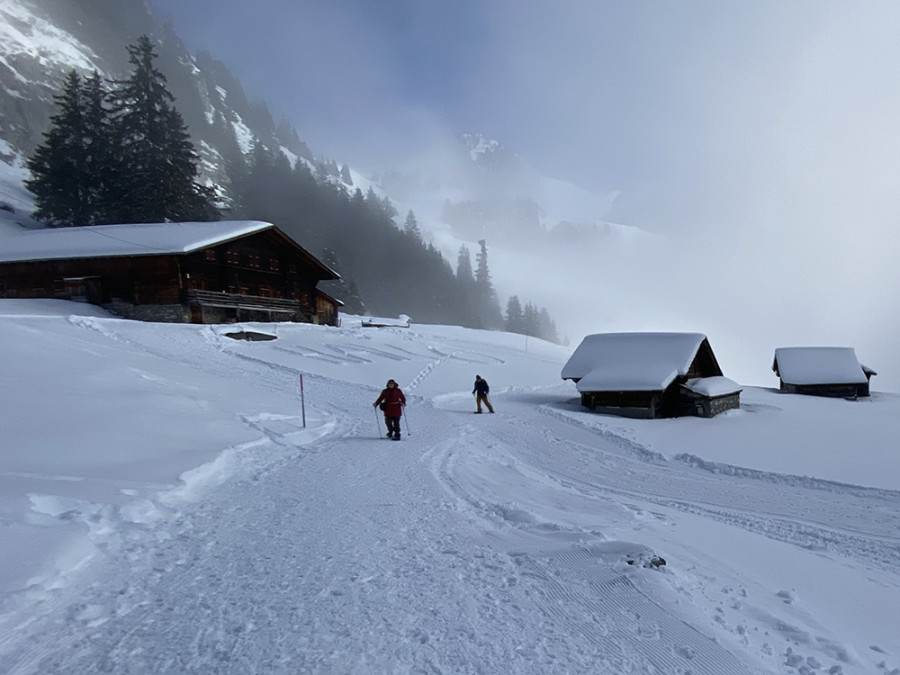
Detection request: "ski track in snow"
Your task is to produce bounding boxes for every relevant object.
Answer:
[531,406,900,569]
[2,319,899,673]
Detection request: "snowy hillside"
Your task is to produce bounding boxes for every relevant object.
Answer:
[1,299,898,674]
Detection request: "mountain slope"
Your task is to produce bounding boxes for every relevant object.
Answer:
[0,0,311,211]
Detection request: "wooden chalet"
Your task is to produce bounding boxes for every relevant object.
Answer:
[772,347,875,398]
[0,221,341,325]
[561,332,742,419]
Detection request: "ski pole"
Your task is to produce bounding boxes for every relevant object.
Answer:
[373,404,382,436]
[403,405,411,437]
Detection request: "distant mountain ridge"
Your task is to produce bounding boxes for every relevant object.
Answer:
[460,132,524,173]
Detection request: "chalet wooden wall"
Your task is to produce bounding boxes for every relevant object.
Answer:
[0,256,180,304]
[780,382,869,398]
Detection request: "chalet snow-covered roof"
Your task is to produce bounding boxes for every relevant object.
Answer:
[561,332,713,392]
[772,347,870,385]
[0,221,278,263]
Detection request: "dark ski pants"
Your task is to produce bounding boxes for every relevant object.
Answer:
[385,415,401,438]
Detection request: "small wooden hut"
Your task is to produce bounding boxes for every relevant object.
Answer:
[561,332,742,418]
[772,347,875,398]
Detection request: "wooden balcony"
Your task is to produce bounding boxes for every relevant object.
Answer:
[185,289,314,320]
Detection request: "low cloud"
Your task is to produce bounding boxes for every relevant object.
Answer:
[153,0,900,390]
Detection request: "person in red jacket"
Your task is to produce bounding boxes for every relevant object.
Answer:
[373,378,406,440]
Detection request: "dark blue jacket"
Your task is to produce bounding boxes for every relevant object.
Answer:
[473,378,490,397]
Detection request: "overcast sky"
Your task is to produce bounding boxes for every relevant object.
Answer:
[147,0,900,389]
[149,0,754,199]
[148,1,900,226]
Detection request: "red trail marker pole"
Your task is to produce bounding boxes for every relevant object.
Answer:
[300,373,306,428]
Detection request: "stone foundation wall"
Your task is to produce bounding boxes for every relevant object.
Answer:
[103,300,189,323]
[707,393,741,417]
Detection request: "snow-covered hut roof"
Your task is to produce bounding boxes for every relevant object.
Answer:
[561,332,713,392]
[772,347,869,385]
[684,376,742,397]
[0,221,277,263]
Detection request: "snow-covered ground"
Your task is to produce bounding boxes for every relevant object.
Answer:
[1,299,898,674]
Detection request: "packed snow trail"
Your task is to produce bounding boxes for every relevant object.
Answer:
[3,381,752,674]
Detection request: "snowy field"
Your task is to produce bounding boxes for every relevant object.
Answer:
[1,299,898,674]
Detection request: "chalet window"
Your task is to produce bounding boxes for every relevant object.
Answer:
[204,249,217,261]
[249,255,261,269]
[288,263,297,274]
[269,258,280,271]
[225,251,240,265]
[259,286,272,297]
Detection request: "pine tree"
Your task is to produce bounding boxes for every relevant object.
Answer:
[403,210,422,241]
[26,70,111,226]
[475,240,503,329]
[454,245,479,328]
[381,195,397,220]
[107,35,214,223]
[522,302,540,337]
[475,240,491,291]
[538,307,559,343]
[505,295,524,334]
[363,187,398,221]
[456,245,475,286]
[81,72,118,223]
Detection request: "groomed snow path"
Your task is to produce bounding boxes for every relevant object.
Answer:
[1,394,751,672]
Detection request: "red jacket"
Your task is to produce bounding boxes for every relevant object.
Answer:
[374,386,406,417]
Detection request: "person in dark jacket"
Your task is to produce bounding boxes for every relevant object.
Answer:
[374,378,406,440]
[472,374,494,414]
